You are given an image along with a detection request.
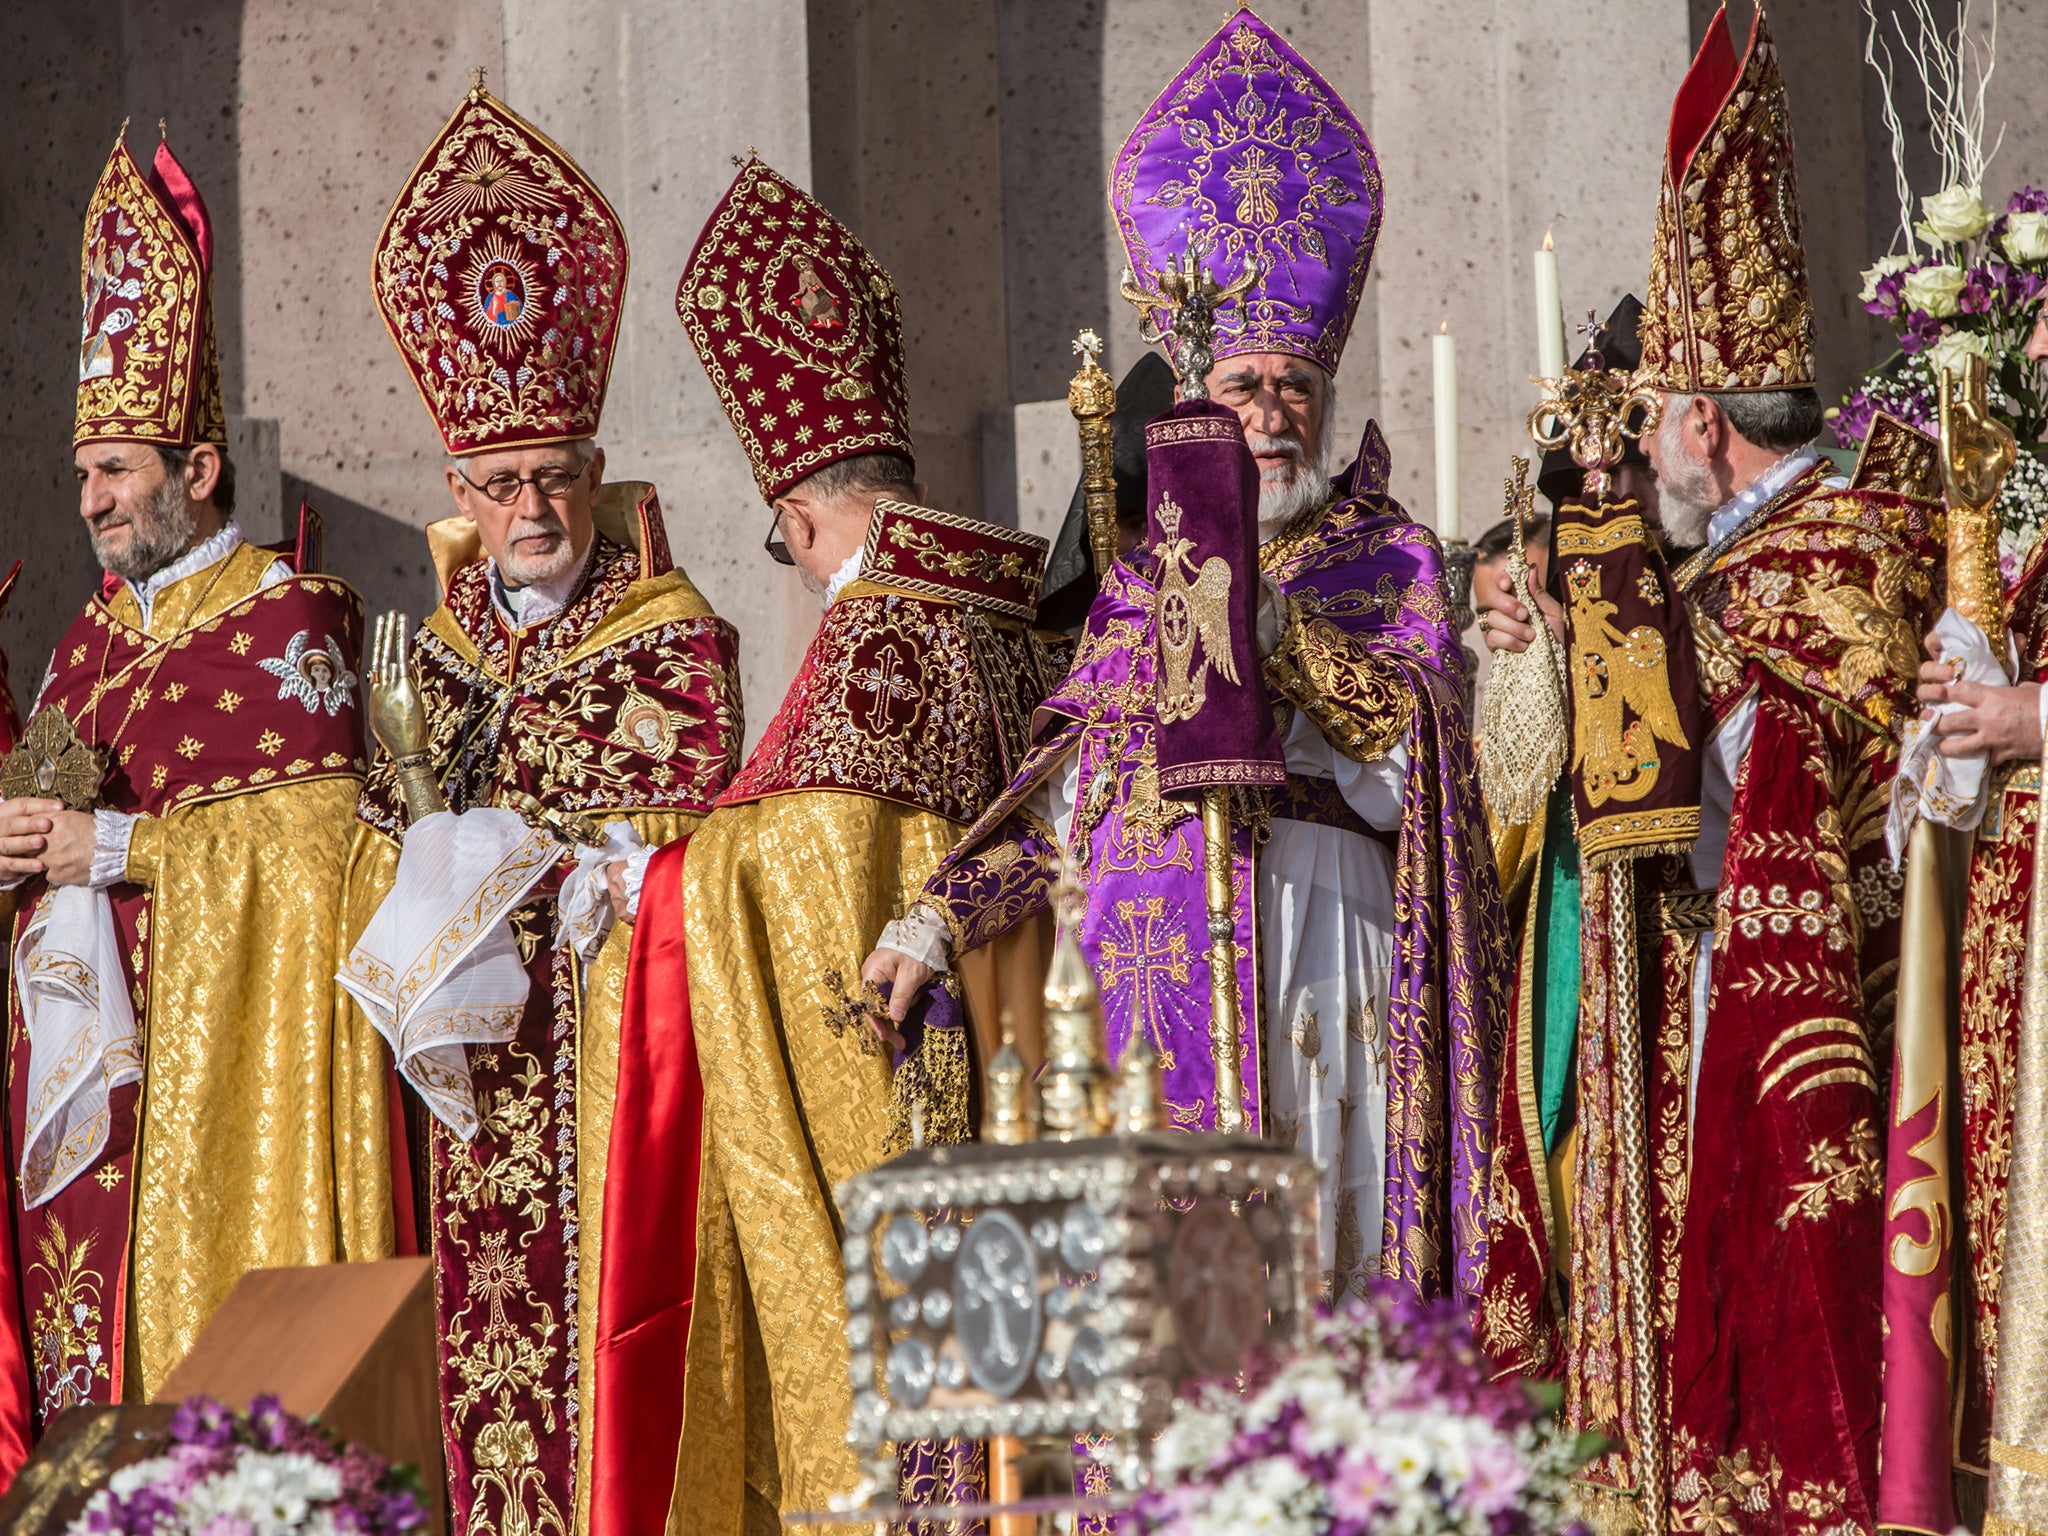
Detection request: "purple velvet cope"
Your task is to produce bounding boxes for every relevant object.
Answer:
[925,426,1507,1300]
[1109,7,1383,373]
[1144,400,1285,793]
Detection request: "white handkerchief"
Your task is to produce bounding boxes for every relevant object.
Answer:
[556,820,645,961]
[17,885,141,1207]
[338,808,557,1139]
[1888,606,2008,864]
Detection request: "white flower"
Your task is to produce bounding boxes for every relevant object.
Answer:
[1917,183,1993,244]
[1154,1407,1234,1474]
[1859,253,1912,302]
[1901,264,1968,318]
[2005,210,2048,264]
[1926,328,1991,380]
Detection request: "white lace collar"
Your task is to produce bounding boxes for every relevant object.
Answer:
[1706,444,1822,547]
[130,521,246,629]
[822,547,866,608]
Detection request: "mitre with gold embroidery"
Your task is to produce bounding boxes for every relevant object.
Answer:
[1638,4,1817,393]
[1109,7,1383,375]
[373,81,628,455]
[75,126,225,449]
[675,155,914,502]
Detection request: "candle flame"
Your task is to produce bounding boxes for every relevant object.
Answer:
[1542,221,1556,251]
[1439,320,1450,334]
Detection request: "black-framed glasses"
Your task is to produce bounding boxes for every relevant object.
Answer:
[764,504,795,565]
[457,460,591,505]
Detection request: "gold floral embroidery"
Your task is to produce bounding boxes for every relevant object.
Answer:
[1776,1117,1882,1228]
[28,1217,108,1417]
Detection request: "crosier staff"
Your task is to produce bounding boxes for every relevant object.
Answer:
[1119,243,1260,1135]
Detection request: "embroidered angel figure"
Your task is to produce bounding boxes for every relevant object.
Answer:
[257,631,358,717]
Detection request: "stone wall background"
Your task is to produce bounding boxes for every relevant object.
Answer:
[1,0,2041,742]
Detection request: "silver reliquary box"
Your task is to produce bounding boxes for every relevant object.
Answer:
[837,1132,1319,1487]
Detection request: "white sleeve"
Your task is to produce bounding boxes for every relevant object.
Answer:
[620,842,658,921]
[258,558,294,589]
[1691,695,1757,889]
[89,810,138,889]
[1279,706,1409,831]
[877,905,955,973]
[1023,745,1082,846]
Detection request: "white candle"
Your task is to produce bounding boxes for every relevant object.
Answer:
[1432,323,1459,538]
[1534,230,1566,380]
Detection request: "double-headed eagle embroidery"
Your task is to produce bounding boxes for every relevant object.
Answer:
[1153,492,1238,724]
[1565,561,1690,806]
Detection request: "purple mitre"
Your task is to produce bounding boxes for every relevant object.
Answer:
[1110,7,1382,375]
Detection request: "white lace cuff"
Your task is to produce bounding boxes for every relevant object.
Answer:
[877,903,953,973]
[557,820,646,960]
[90,810,137,890]
[621,842,657,921]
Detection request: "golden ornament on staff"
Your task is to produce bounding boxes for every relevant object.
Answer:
[1068,328,1119,583]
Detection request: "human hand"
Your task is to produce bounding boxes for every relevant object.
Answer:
[604,859,629,918]
[1479,568,1563,654]
[0,798,64,880]
[1933,680,2043,763]
[859,946,935,1050]
[36,810,98,887]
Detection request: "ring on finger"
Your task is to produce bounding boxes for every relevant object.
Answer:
[1476,611,1492,632]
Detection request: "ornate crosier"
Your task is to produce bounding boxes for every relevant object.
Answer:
[1528,310,1665,499]
[1940,352,2016,642]
[1118,242,1256,404]
[1068,329,1119,582]
[367,609,447,824]
[1117,240,1256,1135]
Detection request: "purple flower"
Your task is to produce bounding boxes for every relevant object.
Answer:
[168,1397,235,1450]
[2010,187,2048,215]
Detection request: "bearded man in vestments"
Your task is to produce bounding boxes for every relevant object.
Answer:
[1479,10,1945,1532]
[0,128,380,1474]
[866,8,1508,1315]
[339,83,743,1536]
[610,156,1054,1536]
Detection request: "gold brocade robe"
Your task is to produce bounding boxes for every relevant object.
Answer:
[0,536,384,1467]
[666,550,1057,1534]
[340,511,743,1536]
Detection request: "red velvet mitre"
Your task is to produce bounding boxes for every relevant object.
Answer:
[373,83,628,455]
[1639,4,1817,393]
[675,155,914,501]
[75,128,224,449]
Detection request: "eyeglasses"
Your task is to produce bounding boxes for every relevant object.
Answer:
[764,505,795,565]
[456,461,591,505]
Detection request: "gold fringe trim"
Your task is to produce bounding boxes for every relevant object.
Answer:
[1566,1478,1644,1536]
[1580,837,1701,875]
[1984,1516,2048,1536]
[885,1010,974,1154]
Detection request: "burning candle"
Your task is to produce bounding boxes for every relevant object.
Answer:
[1432,322,1459,537]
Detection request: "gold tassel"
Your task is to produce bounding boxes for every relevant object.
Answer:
[1477,459,1569,826]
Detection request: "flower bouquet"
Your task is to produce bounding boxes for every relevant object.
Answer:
[1839,0,2048,579]
[67,1395,427,1536]
[1135,1286,1589,1536]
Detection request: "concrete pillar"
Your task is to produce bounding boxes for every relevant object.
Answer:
[499,0,816,727]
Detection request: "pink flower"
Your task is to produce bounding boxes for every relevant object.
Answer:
[1327,1450,1392,1522]
[1462,1436,1532,1518]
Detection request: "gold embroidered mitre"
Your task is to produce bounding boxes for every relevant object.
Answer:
[1638,4,1817,393]
[372,81,628,455]
[75,127,225,448]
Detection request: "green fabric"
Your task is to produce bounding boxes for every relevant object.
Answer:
[1530,787,1581,1155]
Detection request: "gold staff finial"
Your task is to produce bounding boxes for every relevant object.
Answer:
[470,65,488,98]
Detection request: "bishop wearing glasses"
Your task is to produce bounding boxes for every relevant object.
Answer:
[336,81,742,1536]
[614,156,1057,1534]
